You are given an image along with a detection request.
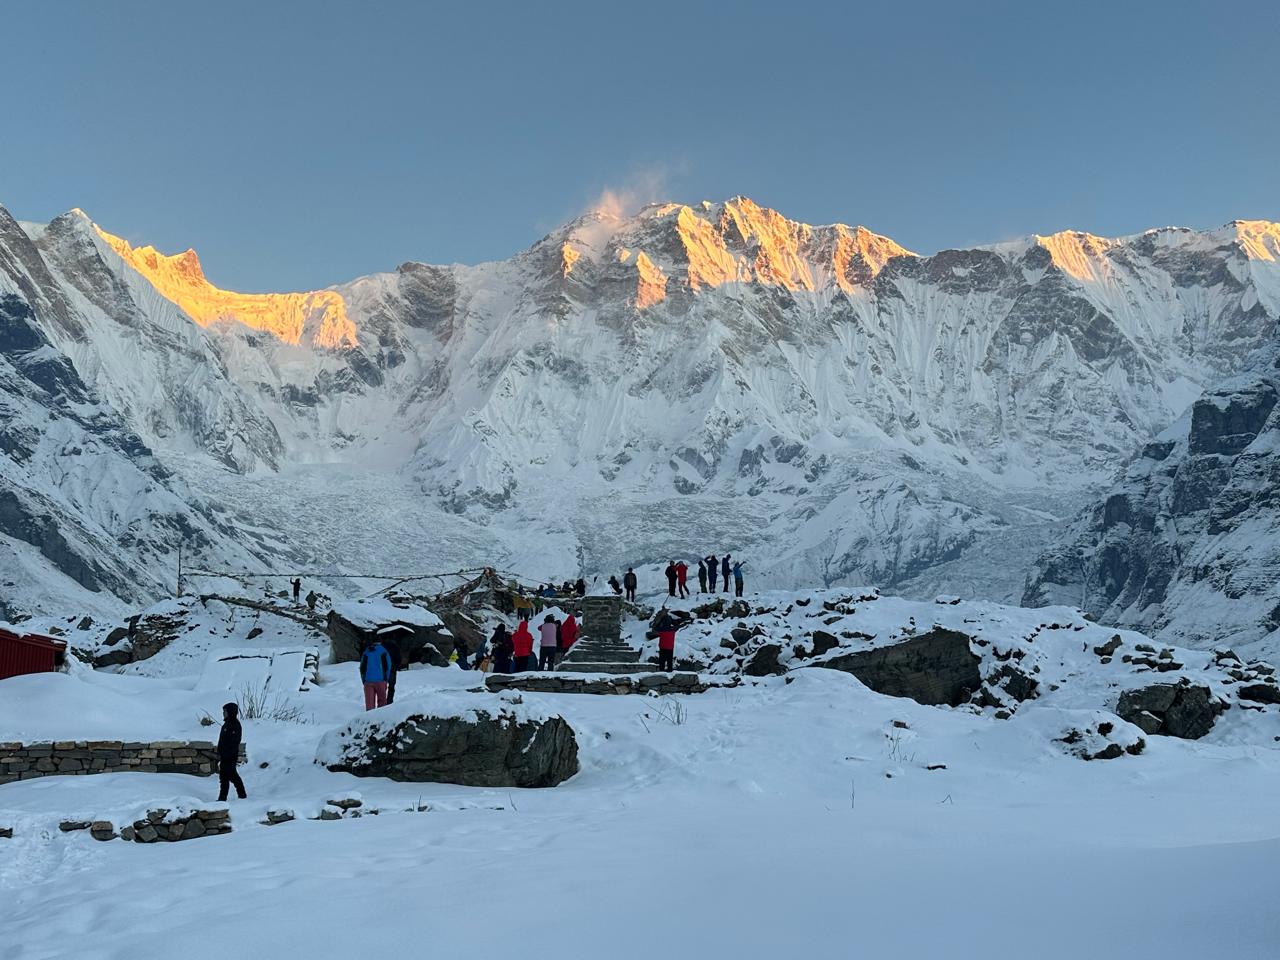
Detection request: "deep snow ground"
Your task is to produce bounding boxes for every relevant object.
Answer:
[2,592,1279,959]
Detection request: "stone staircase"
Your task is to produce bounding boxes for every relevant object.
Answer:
[557,634,651,674]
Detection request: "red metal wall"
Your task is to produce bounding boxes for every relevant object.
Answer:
[0,629,66,681]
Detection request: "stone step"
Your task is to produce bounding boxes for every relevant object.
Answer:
[557,661,659,675]
[563,651,642,663]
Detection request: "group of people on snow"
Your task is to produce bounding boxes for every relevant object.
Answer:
[487,611,579,674]
[608,555,745,600]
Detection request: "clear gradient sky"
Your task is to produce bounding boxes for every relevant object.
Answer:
[2,0,1276,292]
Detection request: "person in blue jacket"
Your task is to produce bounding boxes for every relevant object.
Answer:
[360,640,392,710]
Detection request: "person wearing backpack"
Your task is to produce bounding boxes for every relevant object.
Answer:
[360,640,392,711]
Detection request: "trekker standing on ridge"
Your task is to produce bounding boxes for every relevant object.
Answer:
[561,613,579,652]
[676,560,689,598]
[721,554,732,592]
[575,577,586,597]
[491,623,514,674]
[653,611,684,672]
[216,702,247,801]
[624,567,638,602]
[291,578,301,603]
[697,559,708,594]
[359,639,392,711]
[512,620,535,672]
[538,614,560,670]
[705,555,718,593]
[665,561,678,597]
[732,560,745,597]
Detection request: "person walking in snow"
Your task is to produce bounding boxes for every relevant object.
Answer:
[216,702,247,801]
[561,613,579,653]
[538,614,560,671]
[623,568,638,602]
[491,623,514,674]
[512,620,535,672]
[291,578,301,603]
[676,560,689,598]
[653,611,684,673]
[721,554,732,592]
[665,561,678,597]
[697,559,708,594]
[359,639,392,711]
[732,560,745,598]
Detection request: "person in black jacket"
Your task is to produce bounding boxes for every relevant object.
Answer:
[623,568,638,602]
[721,554,732,592]
[705,555,718,592]
[491,623,514,674]
[664,561,678,597]
[217,702,246,801]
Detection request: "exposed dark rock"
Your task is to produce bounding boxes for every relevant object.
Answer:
[990,664,1039,702]
[1093,635,1123,658]
[323,709,579,788]
[743,643,785,677]
[810,630,839,656]
[815,628,981,706]
[1238,683,1280,705]
[1117,682,1226,739]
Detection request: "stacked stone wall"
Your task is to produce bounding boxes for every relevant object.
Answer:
[0,740,245,785]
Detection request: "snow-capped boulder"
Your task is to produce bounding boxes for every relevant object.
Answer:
[318,696,578,788]
[327,598,451,664]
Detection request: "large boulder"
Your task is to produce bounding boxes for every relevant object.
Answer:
[318,700,579,788]
[814,628,981,706]
[327,598,452,664]
[1117,682,1226,739]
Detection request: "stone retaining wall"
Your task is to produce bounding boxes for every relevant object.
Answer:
[485,672,732,695]
[0,740,246,785]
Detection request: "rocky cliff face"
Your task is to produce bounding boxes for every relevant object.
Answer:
[1024,343,1280,657]
[3,198,1279,635]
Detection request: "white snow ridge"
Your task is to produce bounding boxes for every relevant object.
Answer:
[2,200,1280,960]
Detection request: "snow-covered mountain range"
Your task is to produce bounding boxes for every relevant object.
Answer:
[2,197,1278,651]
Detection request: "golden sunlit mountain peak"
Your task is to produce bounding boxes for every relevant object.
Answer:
[96,227,358,349]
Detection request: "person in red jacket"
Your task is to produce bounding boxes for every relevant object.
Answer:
[675,561,689,598]
[655,611,683,672]
[512,620,535,672]
[561,614,579,652]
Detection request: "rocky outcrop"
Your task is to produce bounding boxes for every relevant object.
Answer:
[321,707,579,787]
[814,628,981,706]
[1116,682,1227,739]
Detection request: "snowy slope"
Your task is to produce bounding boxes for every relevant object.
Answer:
[2,587,1279,959]
[3,199,1279,646]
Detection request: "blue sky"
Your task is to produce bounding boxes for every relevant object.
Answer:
[2,0,1276,291]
